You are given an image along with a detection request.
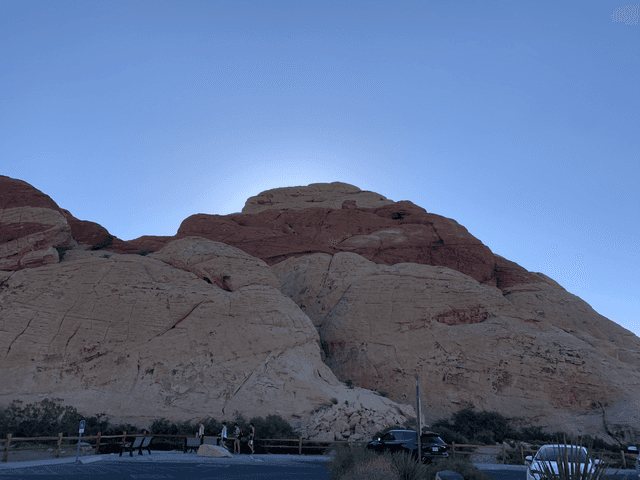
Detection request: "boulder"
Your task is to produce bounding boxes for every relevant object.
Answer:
[198,444,233,458]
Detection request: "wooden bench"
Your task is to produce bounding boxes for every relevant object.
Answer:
[184,437,201,453]
[119,436,152,457]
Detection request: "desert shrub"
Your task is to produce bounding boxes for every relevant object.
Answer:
[422,456,493,480]
[473,429,495,445]
[449,406,516,442]
[390,450,425,480]
[324,443,379,480]
[341,453,394,480]
[150,417,181,435]
[135,250,154,256]
[519,425,553,444]
[249,414,295,440]
[431,426,470,446]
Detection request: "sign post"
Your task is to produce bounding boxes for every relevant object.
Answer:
[76,420,86,464]
[416,376,421,463]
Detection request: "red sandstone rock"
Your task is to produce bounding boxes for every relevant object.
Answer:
[0,176,75,270]
[174,202,496,285]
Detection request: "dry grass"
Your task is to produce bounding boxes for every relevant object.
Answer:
[341,454,396,480]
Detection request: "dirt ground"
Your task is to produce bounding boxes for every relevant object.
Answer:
[2,443,96,464]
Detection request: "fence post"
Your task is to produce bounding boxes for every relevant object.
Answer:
[452,442,455,458]
[2,434,11,463]
[521,445,524,464]
[299,436,302,456]
[95,432,102,455]
[621,450,626,469]
[55,433,63,458]
[502,443,506,464]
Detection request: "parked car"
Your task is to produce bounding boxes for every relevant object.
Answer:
[367,429,448,463]
[525,444,598,480]
[627,446,639,477]
[418,431,449,463]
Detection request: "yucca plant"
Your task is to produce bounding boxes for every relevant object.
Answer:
[390,450,425,480]
[532,438,619,480]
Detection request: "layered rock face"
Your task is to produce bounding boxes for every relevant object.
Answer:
[272,252,640,434]
[0,234,412,432]
[0,176,75,270]
[2,177,640,440]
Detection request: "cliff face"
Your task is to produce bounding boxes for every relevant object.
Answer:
[1,176,639,440]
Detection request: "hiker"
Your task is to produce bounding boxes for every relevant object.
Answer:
[197,420,204,445]
[234,424,241,453]
[249,422,255,454]
[220,422,228,449]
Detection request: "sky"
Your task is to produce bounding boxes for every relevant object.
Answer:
[2,1,639,338]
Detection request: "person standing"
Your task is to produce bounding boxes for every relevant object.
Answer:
[197,420,204,445]
[220,422,228,449]
[249,422,255,454]
[234,424,241,454]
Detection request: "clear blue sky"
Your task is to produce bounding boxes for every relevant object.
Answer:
[2,1,639,338]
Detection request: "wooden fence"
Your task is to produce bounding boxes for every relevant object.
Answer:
[2,433,636,468]
[2,432,368,462]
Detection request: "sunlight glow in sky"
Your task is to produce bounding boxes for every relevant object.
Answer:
[2,1,639,337]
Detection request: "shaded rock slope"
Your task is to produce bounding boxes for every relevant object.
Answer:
[1,175,639,441]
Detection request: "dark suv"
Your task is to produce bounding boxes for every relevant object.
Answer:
[367,429,448,463]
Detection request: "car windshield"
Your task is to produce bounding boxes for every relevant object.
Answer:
[535,447,588,463]
[421,435,444,443]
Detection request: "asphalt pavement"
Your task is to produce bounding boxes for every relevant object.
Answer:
[0,451,333,479]
[1,452,637,480]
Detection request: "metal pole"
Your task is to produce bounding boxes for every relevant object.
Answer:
[76,419,86,464]
[416,376,421,463]
[76,431,82,463]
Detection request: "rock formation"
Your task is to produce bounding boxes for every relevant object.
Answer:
[197,444,233,457]
[1,176,640,441]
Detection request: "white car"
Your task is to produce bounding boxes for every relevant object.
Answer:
[628,446,639,477]
[526,444,597,480]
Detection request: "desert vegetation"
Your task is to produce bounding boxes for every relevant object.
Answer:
[324,444,494,480]
[0,398,299,454]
